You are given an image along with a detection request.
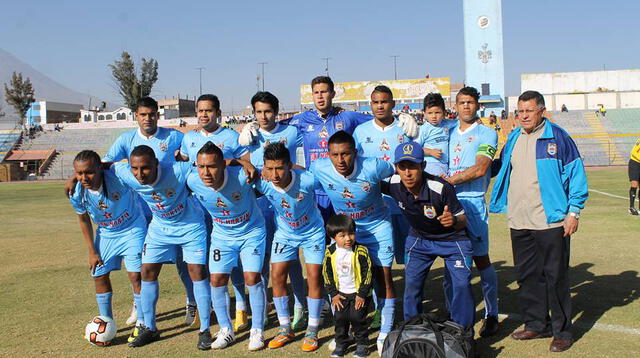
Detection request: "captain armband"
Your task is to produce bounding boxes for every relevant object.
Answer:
[477,144,497,159]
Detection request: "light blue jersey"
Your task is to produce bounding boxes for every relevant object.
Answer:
[418,119,457,165]
[187,166,265,240]
[254,169,323,239]
[448,122,498,197]
[180,127,247,162]
[104,127,183,163]
[245,123,303,169]
[353,119,410,163]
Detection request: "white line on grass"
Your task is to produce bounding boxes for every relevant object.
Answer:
[497,313,640,335]
[589,189,628,200]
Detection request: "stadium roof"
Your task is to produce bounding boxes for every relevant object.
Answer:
[5,150,53,161]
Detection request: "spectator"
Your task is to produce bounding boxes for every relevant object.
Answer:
[597,104,607,118]
[561,104,568,112]
[489,111,497,125]
[480,104,486,117]
[501,109,507,120]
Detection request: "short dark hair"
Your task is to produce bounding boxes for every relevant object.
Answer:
[197,141,224,159]
[328,130,356,151]
[263,142,290,163]
[251,91,279,114]
[197,94,221,111]
[423,92,446,111]
[372,85,393,99]
[135,96,158,112]
[311,76,334,92]
[518,90,545,108]
[456,86,480,102]
[326,214,356,239]
[74,150,101,167]
[130,145,156,161]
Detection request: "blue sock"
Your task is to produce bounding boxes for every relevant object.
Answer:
[211,285,232,329]
[247,281,266,330]
[192,279,211,331]
[306,297,323,332]
[176,259,195,304]
[273,296,290,329]
[133,293,144,325]
[480,265,499,317]
[443,268,453,311]
[230,266,247,311]
[95,292,113,318]
[289,261,306,309]
[141,281,159,331]
[380,298,396,334]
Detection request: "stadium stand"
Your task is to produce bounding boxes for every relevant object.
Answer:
[0,129,22,163]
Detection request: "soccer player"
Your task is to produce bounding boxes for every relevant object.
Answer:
[628,137,640,215]
[254,142,326,352]
[417,93,457,176]
[69,150,146,342]
[111,145,212,349]
[187,142,267,351]
[445,86,500,336]
[240,91,308,330]
[310,131,396,355]
[351,85,412,328]
[178,93,253,331]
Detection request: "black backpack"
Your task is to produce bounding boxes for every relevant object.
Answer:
[381,314,475,358]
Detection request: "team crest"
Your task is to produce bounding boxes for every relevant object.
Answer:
[280,198,291,209]
[98,201,109,210]
[547,143,557,156]
[379,138,390,151]
[296,192,305,201]
[342,187,355,199]
[216,198,228,208]
[335,122,344,130]
[397,135,405,143]
[151,192,163,202]
[165,188,176,198]
[231,191,242,201]
[319,126,329,138]
[361,181,371,192]
[111,192,121,201]
[424,205,436,219]
[158,141,168,151]
[454,260,464,268]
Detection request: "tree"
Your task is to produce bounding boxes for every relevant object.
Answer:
[109,51,159,110]
[4,72,35,126]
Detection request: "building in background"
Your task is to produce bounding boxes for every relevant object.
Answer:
[158,98,195,119]
[79,106,133,122]
[26,101,83,125]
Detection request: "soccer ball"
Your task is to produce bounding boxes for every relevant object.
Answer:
[85,316,116,346]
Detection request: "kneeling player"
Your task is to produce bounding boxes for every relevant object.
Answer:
[254,143,326,352]
[187,142,267,351]
[70,150,146,342]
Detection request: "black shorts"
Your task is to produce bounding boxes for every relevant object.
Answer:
[629,159,640,182]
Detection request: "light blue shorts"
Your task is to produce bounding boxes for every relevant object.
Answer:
[92,225,146,277]
[209,230,266,274]
[458,197,489,257]
[271,227,326,265]
[356,218,394,267]
[142,222,207,265]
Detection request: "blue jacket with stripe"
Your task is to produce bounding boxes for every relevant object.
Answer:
[489,120,588,224]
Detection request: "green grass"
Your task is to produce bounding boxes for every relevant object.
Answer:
[1,168,638,357]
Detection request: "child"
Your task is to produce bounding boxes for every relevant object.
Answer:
[322,215,372,358]
[418,93,456,176]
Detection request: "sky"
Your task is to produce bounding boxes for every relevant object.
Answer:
[1,0,639,113]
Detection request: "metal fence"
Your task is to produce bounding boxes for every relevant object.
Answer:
[575,139,635,166]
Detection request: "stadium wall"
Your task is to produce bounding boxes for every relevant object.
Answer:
[508,91,640,111]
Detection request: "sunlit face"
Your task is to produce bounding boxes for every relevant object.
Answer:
[312,83,335,113]
[424,106,445,126]
[253,101,277,131]
[329,142,356,176]
[455,94,479,123]
[517,99,545,133]
[197,100,221,131]
[263,159,291,188]
[73,159,102,190]
[370,91,395,122]
[395,160,425,191]
[135,106,159,135]
[334,231,355,249]
[129,154,158,185]
[196,152,225,187]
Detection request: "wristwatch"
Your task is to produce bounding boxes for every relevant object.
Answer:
[568,212,580,219]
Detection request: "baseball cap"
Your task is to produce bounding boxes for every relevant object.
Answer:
[394,141,424,164]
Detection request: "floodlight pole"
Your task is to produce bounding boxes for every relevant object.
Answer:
[390,55,399,80]
[196,67,205,96]
[258,62,267,91]
[322,57,332,76]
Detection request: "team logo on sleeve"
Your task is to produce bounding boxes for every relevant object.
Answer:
[165,188,176,198]
[319,126,329,138]
[231,192,242,201]
[280,198,291,209]
[295,192,305,201]
[335,122,344,130]
[216,198,228,208]
[342,187,355,199]
[379,139,390,151]
[111,192,121,201]
[423,205,436,219]
[158,141,168,151]
[361,181,371,192]
[98,201,109,210]
[151,192,163,202]
[547,143,557,156]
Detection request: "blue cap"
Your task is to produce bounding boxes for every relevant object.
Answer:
[394,141,424,164]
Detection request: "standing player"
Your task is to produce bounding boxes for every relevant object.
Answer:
[310,131,396,355]
[417,93,457,176]
[254,143,326,352]
[240,91,308,330]
[111,145,212,349]
[187,142,267,351]
[445,86,500,336]
[70,150,146,342]
[628,137,640,215]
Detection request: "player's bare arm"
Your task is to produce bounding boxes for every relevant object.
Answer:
[77,212,102,273]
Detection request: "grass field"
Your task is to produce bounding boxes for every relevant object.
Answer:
[1,167,638,357]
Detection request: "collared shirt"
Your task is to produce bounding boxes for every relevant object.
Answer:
[508,119,563,230]
[387,173,467,241]
[180,126,247,162]
[104,127,184,163]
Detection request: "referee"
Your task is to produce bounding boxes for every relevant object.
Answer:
[628,137,640,215]
[383,142,475,329]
